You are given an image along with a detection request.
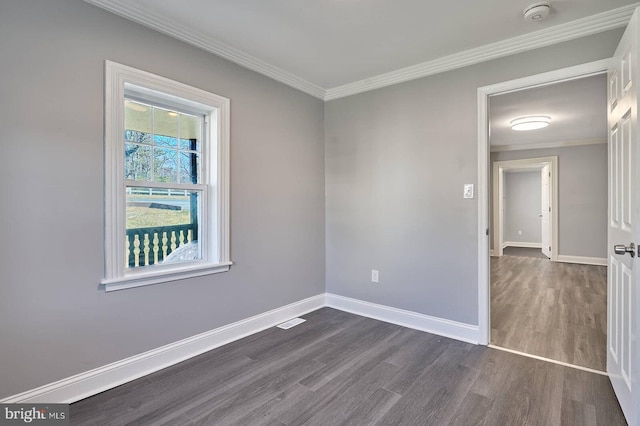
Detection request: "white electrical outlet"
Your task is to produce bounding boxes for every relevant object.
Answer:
[371,269,379,283]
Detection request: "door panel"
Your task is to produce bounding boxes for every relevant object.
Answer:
[622,262,632,388]
[541,165,551,259]
[611,71,620,112]
[623,112,633,232]
[611,125,620,228]
[609,257,619,363]
[608,8,639,425]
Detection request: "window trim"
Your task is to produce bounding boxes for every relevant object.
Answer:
[102,60,231,291]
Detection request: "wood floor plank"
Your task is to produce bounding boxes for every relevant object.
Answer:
[481,361,548,425]
[277,342,399,425]
[183,357,325,425]
[231,384,314,426]
[342,387,401,426]
[377,346,479,425]
[72,351,257,425]
[70,307,625,426]
[491,249,607,371]
[561,398,597,426]
[447,391,493,426]
[144,338,334,425]
[517,361,564,425]
[298,324,400,391]
[300,361,399,426]
[562,367,627,426]
[378,334,448,396]
[414,363,481,425]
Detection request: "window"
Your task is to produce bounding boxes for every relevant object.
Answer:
[102,61,231,291]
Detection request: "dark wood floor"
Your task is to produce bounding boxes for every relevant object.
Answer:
[491,249,607,371]
[70,308,625,425]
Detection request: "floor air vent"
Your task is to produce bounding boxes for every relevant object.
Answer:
[277,318,306,330]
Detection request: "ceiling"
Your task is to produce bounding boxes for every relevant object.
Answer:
[489,73,607,150]
[85,0,639,99]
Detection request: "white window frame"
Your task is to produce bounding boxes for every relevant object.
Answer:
[102,61,231,291]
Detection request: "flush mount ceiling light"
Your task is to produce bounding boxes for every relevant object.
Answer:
[510,116,551,131]
[523,2,551,22]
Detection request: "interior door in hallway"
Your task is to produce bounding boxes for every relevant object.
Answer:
[541,164,551,259]
[608,7,640,425]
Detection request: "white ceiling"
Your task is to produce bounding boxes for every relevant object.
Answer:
[489,73,607,150]
[85,0,639,99]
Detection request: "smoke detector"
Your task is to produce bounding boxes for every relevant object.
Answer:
[523,2,551,22]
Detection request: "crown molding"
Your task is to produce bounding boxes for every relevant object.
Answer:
[83,0,326,99]
[84,1,638,102]
[490,138,607,152]
[324,3,639,101]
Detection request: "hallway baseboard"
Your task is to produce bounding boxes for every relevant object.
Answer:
[556,255,607,266]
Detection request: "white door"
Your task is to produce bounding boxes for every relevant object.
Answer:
[608,8,639,425]
[541,164,551,259]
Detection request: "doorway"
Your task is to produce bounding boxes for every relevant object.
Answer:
[477,63,610,372]
[492,157,558,261]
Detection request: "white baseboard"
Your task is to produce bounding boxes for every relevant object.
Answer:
[325,293,479,344]
[490,249,498,257]
[0,294,326,404]
[2,292,481,405]
[503,241,542,249]
[556,255,607,266]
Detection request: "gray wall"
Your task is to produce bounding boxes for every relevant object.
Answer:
[491,144,608,258]
[504,171,542,245]
[325,30,621,325]
[0,0,325,399]
[0,0,620,400]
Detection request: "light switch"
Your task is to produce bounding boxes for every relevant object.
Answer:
[463,184,474,199]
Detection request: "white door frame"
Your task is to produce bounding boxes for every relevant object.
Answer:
[477,59,612,345]
[492,157,558,261]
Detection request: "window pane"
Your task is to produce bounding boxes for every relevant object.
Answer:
[154,107,178,140]
[125,130,151,144]
[154,134,178,148]
[179,138,200,151]
[126,188,201,268]
[125,100,151,135]
[153,147,178,183]
[180,151,200,184]
[125,143,152,181]
[179,114,201,151]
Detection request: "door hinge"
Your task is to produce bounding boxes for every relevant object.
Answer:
[549,206,551,212]
[549,246,551,251]
[486,228,489,236]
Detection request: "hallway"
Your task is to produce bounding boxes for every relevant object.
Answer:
[491,249,607,371]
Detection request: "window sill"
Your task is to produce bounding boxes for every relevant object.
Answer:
[101,262,233,292]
